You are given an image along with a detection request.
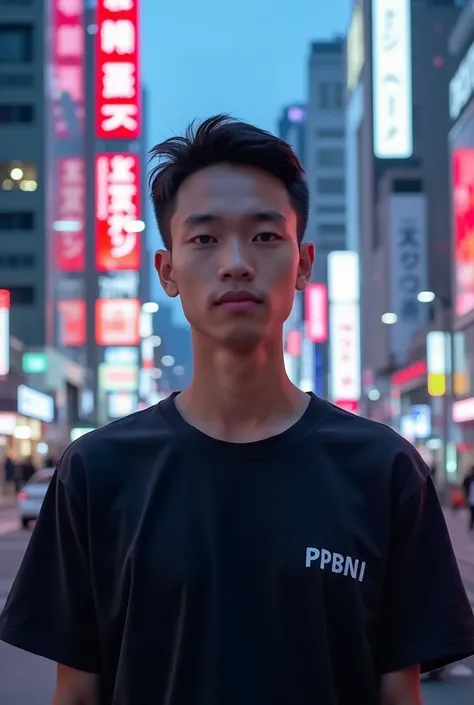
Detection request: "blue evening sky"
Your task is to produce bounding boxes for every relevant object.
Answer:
[141,0,352,314]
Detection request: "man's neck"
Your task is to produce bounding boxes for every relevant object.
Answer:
[176,335,309,442]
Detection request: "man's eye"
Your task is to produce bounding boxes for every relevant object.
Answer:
[192,235,216,244]
[253,232,279,242]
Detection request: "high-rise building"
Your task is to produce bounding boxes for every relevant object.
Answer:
[305,39,346,397]
[0,2,46,346]
[306,39,346,282]
[346,0,461,473]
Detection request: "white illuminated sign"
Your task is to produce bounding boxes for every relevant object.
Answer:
[17,385,54,423]
[328,251,360,303]
[372,0,413,159]
[449,42,474,121]
[329,303,361,403]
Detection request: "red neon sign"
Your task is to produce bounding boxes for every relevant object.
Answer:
[305,283,328,343]
[52,0,84,138]
[58,299,86,346]
[391,360,427,387]
[95,153,140,271]
[56,157,85,271]
[95,0,140,139]
[95,298,140,345]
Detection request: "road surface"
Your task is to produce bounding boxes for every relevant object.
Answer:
[0,506,473,704]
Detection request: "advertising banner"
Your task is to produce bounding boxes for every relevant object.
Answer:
[305,283,328,343]
[95,153,141,271]
[452,149,474,318]
[329,302,361,409]
[95,298,140,346]
[95,0,140,139]
[52,0,84,138]
[58,299,86,346]
[388,194,428,362]
[372,0,413,159]
[55,157,85,271]
[0,289,10,376]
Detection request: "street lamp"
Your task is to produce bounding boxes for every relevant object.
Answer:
[381,312,398,325]
[417,291,453,494]
[142,302,159,314]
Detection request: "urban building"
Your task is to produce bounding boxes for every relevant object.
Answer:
[448,0,474,472]
[346,0,461,474]
[0,1,46,346]
[305,38,346,397]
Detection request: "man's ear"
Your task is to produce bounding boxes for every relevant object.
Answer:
[155,250,179,298]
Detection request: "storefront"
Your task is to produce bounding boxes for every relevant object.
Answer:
[0,384,55,479]
[390,360,444,469]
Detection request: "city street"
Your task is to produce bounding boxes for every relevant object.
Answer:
[0,507,473,704]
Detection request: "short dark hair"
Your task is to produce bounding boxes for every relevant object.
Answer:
[148,114,309,249]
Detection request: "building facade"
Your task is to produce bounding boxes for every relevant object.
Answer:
[348,0,461,473]
[305,39,346,397]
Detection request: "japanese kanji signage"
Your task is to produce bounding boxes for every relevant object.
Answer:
[95,153,141,271]
[388,193,428,362]
[52,0,84,139]
[372,0,413,159]
[56,157,86,271]
[95,0,141,139]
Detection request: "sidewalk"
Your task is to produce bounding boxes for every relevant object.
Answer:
[444,509,474,605]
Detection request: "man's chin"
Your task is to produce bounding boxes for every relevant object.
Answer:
[218,324,267,353]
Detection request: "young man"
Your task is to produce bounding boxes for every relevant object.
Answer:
[1,115,473,705]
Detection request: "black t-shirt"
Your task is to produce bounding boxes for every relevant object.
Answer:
[1,393,474,704]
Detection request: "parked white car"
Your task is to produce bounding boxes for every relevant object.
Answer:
[17,468,55,529]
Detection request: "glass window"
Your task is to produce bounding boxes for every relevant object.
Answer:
[7,286,35,304]
[0,211,35,229]
[317,129,344,139]
[317,148,344,168]
[316,205,345,214]
[0,24,33,63]
[0,162,37,191]
[0,104,34,123]
[317,178,345,195]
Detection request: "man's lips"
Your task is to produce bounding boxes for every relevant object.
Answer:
[215,290,263,305]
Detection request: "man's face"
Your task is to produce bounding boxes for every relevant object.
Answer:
[155,164,313,350]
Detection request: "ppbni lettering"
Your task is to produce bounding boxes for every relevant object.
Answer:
[305,547,366,582]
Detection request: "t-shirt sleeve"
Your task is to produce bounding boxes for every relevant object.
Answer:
[378,450,474,674]
[0,448,101,673]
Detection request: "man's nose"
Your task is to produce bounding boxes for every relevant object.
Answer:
[218,238,255,281]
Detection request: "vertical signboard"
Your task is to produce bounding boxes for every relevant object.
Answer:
[388,194,428,362]
[452,149,474,318]
[95,0,141,139]
[329,303,361,410]
[372,0,413,159]
[0,290,10,376]
[55,157,86,271]
[95,153,141,271]
[305,284,328,343]
[328,251,361,412]
[52,0,85,139]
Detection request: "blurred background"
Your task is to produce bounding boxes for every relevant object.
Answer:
[1,0,474,701]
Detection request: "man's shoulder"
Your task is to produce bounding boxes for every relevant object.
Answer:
[57,401,177,487]
[315,399,429,495]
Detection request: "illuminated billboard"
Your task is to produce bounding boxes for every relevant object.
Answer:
[58,299,86,346]
[95,153,141,271]
[52,0,84,139]
[55,157,85,271]
[328,251,360,303]
[95,298,140,346]
[453,149,474,318]
[329,303,361,411]
[305,283,328,343]
[372,0,413,159]
[0,289,10,376]
[95,0,140,139]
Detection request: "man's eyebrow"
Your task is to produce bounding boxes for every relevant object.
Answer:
[183,211,286,228]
